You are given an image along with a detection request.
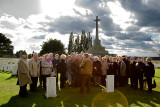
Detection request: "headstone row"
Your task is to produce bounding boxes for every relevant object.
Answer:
[0,64,18,75]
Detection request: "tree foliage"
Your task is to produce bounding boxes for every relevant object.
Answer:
[68,32,74,54]
[40,39,65,56]
[0,33,14,57]
[68,30,92,53]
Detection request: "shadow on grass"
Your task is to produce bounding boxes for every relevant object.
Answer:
[0,71,12,74]
[154,76,160,78]
[1,86,160,107]
[119,87,160,107]
[0,87,101,107]
[5,75,17,80]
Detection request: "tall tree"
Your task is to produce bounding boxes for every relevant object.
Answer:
[68,31,93,53]
[0,33,14,57]
[88,32,92,48]
[68,32,74,54]
[74,34,80,52]
[40,39,65,56]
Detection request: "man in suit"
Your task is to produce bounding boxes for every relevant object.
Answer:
[18,51,32,97]
[134,58,145,90]
[119,57,126,87]
[28,53,40,92]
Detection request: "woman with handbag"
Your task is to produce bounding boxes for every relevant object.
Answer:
[41,54,53,90]
[145,57,155,93]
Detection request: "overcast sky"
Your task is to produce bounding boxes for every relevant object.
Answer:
[0,0,160,57]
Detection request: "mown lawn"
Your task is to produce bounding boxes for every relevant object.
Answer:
[0,69,160,107]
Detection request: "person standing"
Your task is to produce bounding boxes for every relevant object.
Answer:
[28,53,40,92]
[66,55,73,87]
[107,57,113,75]
[134,58,145,90]
[18,51,32,97]
[72,55,82,87]
[145,58,155,93]
[129,57,136,88]
[80,53,93,93]
[123,55,130,86]
[101,57,108,86]
[41,54,53,90]
[93,56,102,86]
[57,54,67,88]
[111,57,118,87]
[119,57,126,87]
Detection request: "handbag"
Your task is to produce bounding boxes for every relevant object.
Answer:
[152,78,156,88]
[50,68,56,77]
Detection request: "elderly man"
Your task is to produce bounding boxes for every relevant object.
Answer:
[80,53,93,93]
[18,51,32,97]
[28,53,40,92]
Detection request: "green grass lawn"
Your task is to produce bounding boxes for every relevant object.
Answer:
[0,69,160,107]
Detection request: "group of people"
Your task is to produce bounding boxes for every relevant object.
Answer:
[17,51,155,98]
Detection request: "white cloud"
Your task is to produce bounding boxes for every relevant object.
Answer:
[107,1,137,30]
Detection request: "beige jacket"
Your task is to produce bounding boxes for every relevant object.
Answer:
[80,58,93,75]
[41,59,53,75]
[28,58,40,77]
[18,58,32,86]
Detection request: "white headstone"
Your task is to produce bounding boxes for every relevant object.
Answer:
[12,64,18,75]
[0,65,2,71]
[106,75,114,93]
[4,65,7,71]
[46,77,57,98]
[7,64,10,72]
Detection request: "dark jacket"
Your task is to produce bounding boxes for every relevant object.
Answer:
[52,58,60,69]
[57,59,67,76]
[108,62,118,75]
[129,61,136,77]
[135,62,145,76]
[145,62,155,77]
[93,61,102,76]
[124,59,130,77]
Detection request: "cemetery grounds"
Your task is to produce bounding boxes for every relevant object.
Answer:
[0,58,160,107]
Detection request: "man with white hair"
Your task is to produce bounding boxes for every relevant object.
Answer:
[28,52,40,92]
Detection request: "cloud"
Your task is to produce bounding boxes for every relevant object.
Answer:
[119,0,160,31]
[29,45,40,51]
[48,16,94,34]
[0,0,41,18]
[31,35,45,39]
